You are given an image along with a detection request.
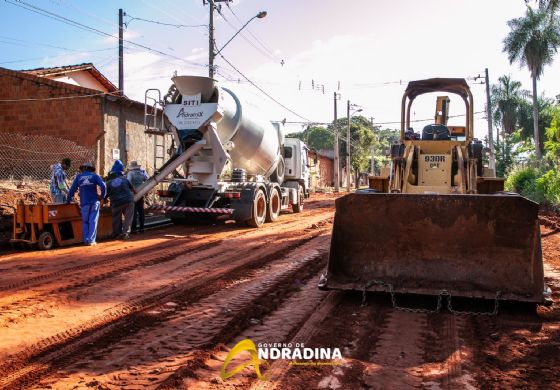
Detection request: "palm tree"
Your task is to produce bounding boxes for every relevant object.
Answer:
[503,7,560,159]
[537,0,560,14]
[490,75,525,139]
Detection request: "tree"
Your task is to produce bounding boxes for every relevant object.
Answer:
[287,125,333,151]
[494,133,517,177]
[503,6,560,159]
[532,0,560,15]
[371,127,400,175]
[490,75,525,142]
[517,96,555,152]
[330,116,375,185]
[544,104,560,164]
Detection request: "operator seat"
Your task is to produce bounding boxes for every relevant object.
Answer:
[422,124,450,140]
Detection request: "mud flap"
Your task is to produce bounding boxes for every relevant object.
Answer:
[322,193,545,303]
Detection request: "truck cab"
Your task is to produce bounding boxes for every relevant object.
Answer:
[283,137,310,198]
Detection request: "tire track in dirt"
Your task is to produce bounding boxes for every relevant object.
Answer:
[262,294,391,390]
[0,203,333,326]
[421,314,478,389]
[167,266,340,389]
[29,234,332,389]
[0,212,334,389]
[0,199,332,294]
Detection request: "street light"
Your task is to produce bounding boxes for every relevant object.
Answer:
[210,10,267,77]
[346,101,362,192]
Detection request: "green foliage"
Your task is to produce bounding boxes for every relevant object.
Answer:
[490,75,525,135]
[330,116,376,174]
[371,127,400,174]
[516,96,555,146]
[503,6,560,157]
[537,169,560,204]
[544,105,560,161]
[494,134,516,177]
[287,126,334,151]
[503,7,560,80]
[505,166,545,202]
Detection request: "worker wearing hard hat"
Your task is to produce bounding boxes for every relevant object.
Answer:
[49,157,71,204]
[66,162,107,246]
[127,161,149,233]
[106,160,136,240]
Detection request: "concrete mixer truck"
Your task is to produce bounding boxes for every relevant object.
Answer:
[137,76,310,227]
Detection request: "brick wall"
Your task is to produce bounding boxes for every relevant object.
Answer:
[308,150,334,190]
[0,67,104,148]
[318,154,334,188]
[102,99,169,177]
[0,67,169,178]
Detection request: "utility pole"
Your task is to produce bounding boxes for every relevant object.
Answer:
[333,92,340,192]
[118,8,124,94]
[208,0,215,78]
[118,9,126,165]
[206,0,233,78]
[485,68,496,173]
[370,117,376,175]
[346,100,351,192]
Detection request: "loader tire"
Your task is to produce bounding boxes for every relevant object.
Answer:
[247,189,266,228]
[292,185,304,213]
[266,188,281,222]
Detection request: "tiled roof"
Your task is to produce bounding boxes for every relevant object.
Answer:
[21,63,118,93]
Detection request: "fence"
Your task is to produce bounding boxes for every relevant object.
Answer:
[0,132,96,181]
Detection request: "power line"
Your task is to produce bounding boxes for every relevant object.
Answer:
[216,7,279,63]
[50,0,115,28]
[124,14,207,29]
[0,34,113,53]
[4,0,207,69]
[224,3,283,63]
[217,53,314,123]
[139,0,204,28]
[0,48,114,65]
[373,111,487,126]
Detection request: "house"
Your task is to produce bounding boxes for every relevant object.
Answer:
[307,148,334,191]
[0,64,168,179]
[22,63,119,94]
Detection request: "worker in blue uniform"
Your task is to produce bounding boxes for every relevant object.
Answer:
[66,162,107,246]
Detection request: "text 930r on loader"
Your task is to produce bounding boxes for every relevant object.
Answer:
[319,78,548,307]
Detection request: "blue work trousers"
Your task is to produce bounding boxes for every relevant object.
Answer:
[81,201,100,244]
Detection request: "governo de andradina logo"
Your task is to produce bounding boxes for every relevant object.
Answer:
[220,338,343,381]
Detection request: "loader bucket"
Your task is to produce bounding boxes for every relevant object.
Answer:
[322,192,545,303]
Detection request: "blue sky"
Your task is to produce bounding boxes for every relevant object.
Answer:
[1,0,559,138]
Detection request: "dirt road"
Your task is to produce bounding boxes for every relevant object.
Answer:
[0,193,558,389]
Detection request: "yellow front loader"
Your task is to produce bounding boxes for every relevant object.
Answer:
[320,78,546,304]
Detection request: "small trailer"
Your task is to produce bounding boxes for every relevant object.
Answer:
[11,202,112,250]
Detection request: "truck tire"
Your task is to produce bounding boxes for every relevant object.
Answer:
[266,188,281,222]
[247,189,266,228]
[292,185,304,213]
[38,231,55,250]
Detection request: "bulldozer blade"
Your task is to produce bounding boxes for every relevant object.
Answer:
[321,192,545,303]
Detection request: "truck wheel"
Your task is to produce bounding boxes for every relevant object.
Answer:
[292,185,304,213]
[38,231,55,250]
[247,189,266,228]
[266,188,281,222]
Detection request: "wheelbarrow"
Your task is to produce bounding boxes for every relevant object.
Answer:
[11,201,112,250]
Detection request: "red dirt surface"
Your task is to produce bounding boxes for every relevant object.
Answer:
[0,193,558,389]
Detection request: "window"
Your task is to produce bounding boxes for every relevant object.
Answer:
[284,146,293,159]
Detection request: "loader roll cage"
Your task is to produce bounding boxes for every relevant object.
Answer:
[400,78,474,141]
